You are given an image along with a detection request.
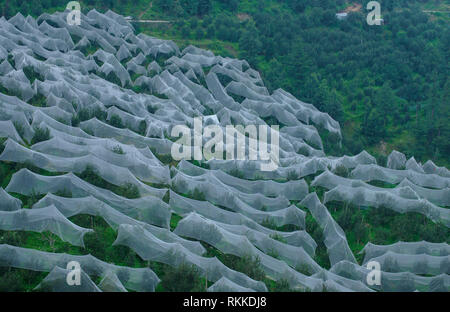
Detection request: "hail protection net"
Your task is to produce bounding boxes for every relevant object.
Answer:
[0,9,448,292]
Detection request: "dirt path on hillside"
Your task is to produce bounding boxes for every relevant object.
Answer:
[138,1,153,19]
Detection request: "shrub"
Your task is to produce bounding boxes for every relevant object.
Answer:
[112,145,124,155]
[160,263,205,292]
[78,108,91,121]
[297,145,310,156]
[28,93,47,107]
[108,114,124,129]
[71,115,80,127]
[147,105,158,114]
[26,190,42,208]
[138,120,147,136]
[54,189,72,198]
[223,255,266,281]
[334,165,349,178]
[23,66,44,83]
[270,279,293,292]
[269,233,287,244]
[79,165,105,188]
[261,218,278,230]
[0,138,6,154]
[155,152,174,165]
[13,121,25,140]
[0,269,23,292]
[31,126,50,145]
[296,263,314,276]
[188,188,206,201]
[228,168,244,179]
[287,170,299,181]
[117,183,140,199]
[93,107,107,121]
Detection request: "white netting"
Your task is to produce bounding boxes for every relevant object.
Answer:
[0,9,447,292]
[32,193,205,255]
[351,164,450,189]
[113,223,268,292]
[364,251,450,276]
[330,260,450,292]
[207,277,256,292]
[6,169,171,228]
[174,212,323,290]
[0,244,159,292]
[0,187,22,211]
[361,241,450,260]
[35,266,102,292]
[0,205,92,247]
[323,185,450,227]
[300,193,357,266]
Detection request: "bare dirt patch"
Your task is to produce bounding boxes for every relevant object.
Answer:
[344,3,362,13]
[237,13,251,21]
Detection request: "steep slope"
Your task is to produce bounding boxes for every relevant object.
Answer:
[0,10,448,292]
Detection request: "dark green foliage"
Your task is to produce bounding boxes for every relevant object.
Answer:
[80,108,94,121]
[117,183,140,199]
[0,138,6,154]
[333,165,349,178]
[295,263,315,276]
[23,66,44,83]
[104,72,121,86]
[77,166,140,199]
[152,92,169,100]
[224,254,266,281]
[170,214,183,231]
[268,279,291,292]
[187,188,206,201]
[53,188,72,198]
[112,145,125,155]
[93,108,107,121]
[28,93,47,108]
[78,166,105,189]
[108,114,125,129]
[147,105,158,114]
[203,249,267,282]
[0,267,47,292]
[261,218,278,231]
[31,126,50,145]
[137,120,147,136]
[189,160,210,170]
[287,170,299,181]
[229,93,246,104]
[151,149,174,165]
[72,107,107,126]
[297,145,311,156]
[228,168,244,179]
[269,233,287,244]
[366,207,450,244]
[26,190,44,209]
[305,213,331,269]
[159,263,206,292]
[7,54,15,68]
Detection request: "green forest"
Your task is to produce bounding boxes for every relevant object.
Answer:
[1,0,449,166]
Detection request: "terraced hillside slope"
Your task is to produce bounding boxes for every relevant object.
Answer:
[0,10,448,292]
